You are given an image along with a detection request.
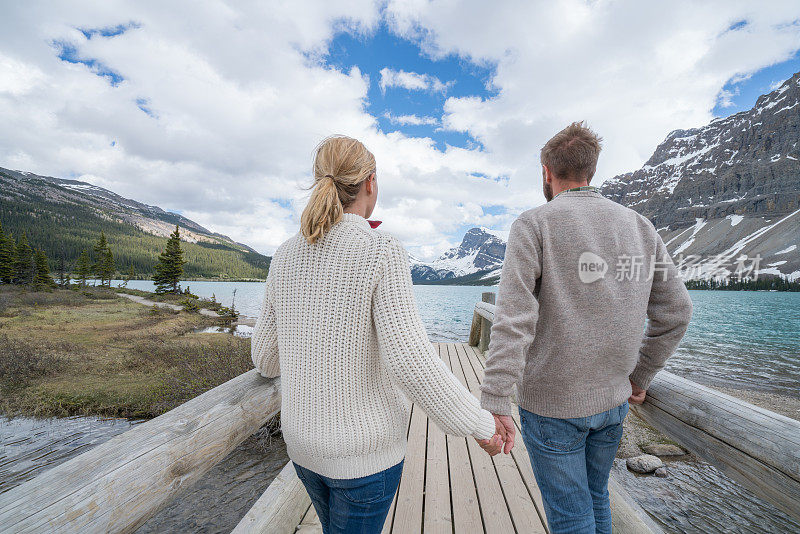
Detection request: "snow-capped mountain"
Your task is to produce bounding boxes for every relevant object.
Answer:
[411,227,507,284]
[601,71,800,281]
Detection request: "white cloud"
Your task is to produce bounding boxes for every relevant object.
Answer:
[387,0,800,190]
[379,67,453,93]
[383,112,439,126]
[0,1,799,262]
[716,88,739,108]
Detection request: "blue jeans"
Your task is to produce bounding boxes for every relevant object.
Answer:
[519,401,629,534]
[292,460,404,534]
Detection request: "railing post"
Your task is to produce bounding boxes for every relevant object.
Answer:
[468,311,482,347]
[477,292,495,353]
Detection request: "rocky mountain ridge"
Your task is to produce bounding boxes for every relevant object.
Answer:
[0,167,270,278]
[600,71,800,281]
[410,227,506,284]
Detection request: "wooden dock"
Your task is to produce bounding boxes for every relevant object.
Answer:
[296,342,548,533]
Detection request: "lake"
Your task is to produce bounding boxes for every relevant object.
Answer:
[118,280,800,398]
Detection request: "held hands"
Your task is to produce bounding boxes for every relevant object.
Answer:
[629,378,646,404]
[475,414,516,456]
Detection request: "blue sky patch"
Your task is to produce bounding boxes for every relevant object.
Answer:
[321,24,497,151]
[52,39,125,86]
[78,21,141,40]
[136,98,156,118]
[713,51,800,116]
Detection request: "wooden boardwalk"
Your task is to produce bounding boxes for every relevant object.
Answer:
[295,342,549,533]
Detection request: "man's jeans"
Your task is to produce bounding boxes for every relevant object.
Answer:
[292,460,404,534]
[519,400,629,534]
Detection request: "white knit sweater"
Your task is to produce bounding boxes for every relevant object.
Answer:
[251,212,495,479]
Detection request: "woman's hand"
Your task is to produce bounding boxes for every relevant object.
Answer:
[476,434,505,456]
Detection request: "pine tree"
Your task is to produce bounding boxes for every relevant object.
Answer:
[121,265,135,287]
[34,249,56,288]
[153,225,187,294]
[99,248,115,287]
[92,231,109,285]
[57,249,69,287]
[75,249,92,288]
[13,234,34,285]
[0,223,13,284]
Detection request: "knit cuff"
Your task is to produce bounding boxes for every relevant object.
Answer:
[473,409,496,441]
[480,391,512,416]
[629,365,658,391]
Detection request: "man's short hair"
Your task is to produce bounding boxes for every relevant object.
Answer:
[540,121,603,183]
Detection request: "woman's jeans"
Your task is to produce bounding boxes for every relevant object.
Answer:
[292,460,404,534]
[519,400,629,534]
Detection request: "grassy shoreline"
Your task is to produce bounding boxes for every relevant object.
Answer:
[0,285,253,420]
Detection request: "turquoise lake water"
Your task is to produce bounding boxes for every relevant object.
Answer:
[119,280,800,398]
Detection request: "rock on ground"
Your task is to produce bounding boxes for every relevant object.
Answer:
[626,454,664,474]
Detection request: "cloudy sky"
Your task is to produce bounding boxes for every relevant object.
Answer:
[2,1,800,259]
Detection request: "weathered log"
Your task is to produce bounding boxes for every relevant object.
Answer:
[0,370,281,533]
[232,461,310,534]
[631,371,800,523]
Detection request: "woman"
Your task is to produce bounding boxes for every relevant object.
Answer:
[251,135,504,533]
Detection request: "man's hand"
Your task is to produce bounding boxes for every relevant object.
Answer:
[629,378,646,404]
[476,434,504,456]
[494,414,515,454]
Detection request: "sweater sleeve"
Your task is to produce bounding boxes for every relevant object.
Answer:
[630,233,693,390]
[251,273,279,378]
[372,236,496,441]
[480,217,541,416]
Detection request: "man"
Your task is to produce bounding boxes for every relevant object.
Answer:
[480,122,693,533]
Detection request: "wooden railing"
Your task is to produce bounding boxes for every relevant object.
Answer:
[0,370,281,533]
[468,293,800,524]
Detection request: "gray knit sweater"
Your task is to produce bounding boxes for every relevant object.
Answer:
[480,190,693,418]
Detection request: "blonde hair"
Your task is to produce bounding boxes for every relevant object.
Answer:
[300,135,376,244]
[541,121,603,183]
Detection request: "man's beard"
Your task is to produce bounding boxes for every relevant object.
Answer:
[543,179,553,202]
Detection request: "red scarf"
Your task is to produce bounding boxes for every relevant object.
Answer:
[368,220,382,228]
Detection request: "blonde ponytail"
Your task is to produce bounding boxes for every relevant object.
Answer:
[300,135,376,244]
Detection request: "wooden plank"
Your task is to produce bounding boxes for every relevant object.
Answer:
[0,370,281,534]
[423,344,453,534]
[381,383,415,534]
[464,344,549,528]
[447,343,515,533]
[232,461,310,534]
[441,344,485,534]
[295,505,322,533]
[454,343,546,533]
[390,404,427,533]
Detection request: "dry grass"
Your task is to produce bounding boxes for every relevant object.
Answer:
[0,285,252,419]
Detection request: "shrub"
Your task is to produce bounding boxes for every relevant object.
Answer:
[180,298,200,312]
[146,336,253,413]
[0,334,64,393]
